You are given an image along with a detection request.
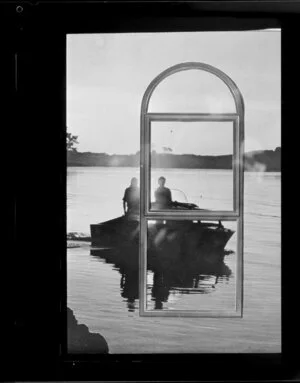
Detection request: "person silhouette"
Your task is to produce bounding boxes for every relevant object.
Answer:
[122,177,140,215]
[154,176,172,209]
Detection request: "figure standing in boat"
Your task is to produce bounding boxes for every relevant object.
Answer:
[122,177,140,215]
[154,176,173,209]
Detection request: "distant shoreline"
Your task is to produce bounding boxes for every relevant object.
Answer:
[67,147,281,172]
[67,165,281,173]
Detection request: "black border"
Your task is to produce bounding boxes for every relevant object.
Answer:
[5,1,300,381]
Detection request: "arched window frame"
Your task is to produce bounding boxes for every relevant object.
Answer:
[140,62,244,317]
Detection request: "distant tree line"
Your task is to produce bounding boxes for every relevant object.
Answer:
[66,131,79,152]
[67,147,281,171]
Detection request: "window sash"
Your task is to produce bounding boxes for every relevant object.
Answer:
[142,113,241,218]
[139,217,243,317]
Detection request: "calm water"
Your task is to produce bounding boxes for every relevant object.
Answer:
[67,167,281,353]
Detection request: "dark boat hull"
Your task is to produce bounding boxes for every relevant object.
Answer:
[90,216,234,257]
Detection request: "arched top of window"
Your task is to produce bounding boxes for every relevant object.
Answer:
[141,62,245,116]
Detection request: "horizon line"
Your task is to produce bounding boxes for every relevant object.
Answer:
[70,147,281,156]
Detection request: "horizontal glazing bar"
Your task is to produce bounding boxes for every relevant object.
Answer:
[140,310,241,318]
[146,113,239,121]
[143,211,239,220]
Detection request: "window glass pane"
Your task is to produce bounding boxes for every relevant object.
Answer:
[150,121,234,211]
[145,220,237,311]
[148,70,236,113]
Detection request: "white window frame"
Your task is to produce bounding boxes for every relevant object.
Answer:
[139,62,244,317]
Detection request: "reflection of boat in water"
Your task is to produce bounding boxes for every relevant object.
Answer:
[90,189,234,256]
[90,244,232,311]
[89,189,235,310]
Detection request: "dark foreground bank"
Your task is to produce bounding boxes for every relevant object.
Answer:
[67,307,109,354]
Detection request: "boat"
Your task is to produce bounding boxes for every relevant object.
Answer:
[90,189,234,256]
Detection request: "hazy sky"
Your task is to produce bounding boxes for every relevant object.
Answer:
[67,31,280,155]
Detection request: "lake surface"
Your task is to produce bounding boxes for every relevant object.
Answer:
[67,167,281,353]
